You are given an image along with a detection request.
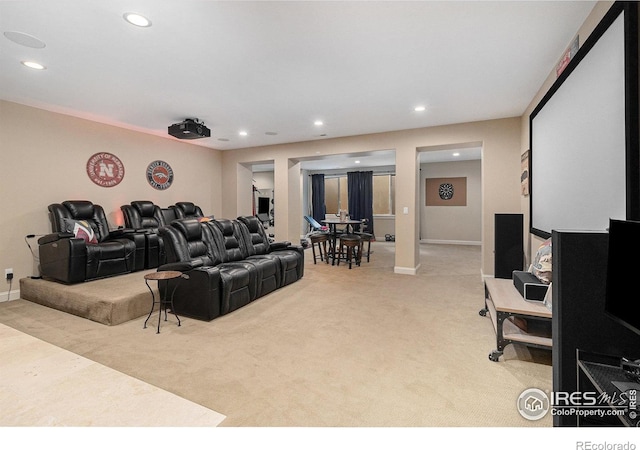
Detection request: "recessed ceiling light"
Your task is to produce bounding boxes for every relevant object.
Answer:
[453,152,460,157]
[123,12,152,27]
[265,131,278,136]
[355,160,361,164]
[239,131,248,136]
[21,61,46,70]
[218,138,230,142]
[414,106,426,112]
[314,120,323,126]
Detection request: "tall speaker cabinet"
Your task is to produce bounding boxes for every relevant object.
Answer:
[494,213,523,278]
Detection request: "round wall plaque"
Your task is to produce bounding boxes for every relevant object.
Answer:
[146,160,174,190]
[86,152,125,187]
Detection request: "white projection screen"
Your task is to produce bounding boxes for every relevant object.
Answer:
[530,3,639,238]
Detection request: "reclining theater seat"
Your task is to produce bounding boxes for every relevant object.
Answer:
[237,215,304,286]
[209,218,282,298]
[171,202,205,220]
[39,200,146,284]
[158,218,259,320]
[120,200,166,268]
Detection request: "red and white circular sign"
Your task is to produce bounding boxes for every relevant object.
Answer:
[146,160,174,190]
[86,152,125,187]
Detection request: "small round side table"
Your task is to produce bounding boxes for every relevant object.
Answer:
[143,271,183,334]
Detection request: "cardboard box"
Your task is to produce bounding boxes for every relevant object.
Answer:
[512,270,549,301]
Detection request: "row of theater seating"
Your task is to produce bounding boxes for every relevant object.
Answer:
[120,201,207,267]
[158,216,304,321]
[40,200,207,284]
[38,201,304,321]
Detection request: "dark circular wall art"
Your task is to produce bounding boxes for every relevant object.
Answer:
[86,152,125,187]
[146,160,174,190]
[438,182,454,200]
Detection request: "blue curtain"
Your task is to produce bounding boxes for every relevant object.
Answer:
[311,174,326,224]
[347,171,374,237]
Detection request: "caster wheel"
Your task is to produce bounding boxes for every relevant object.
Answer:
[489,351,502,362]
[479,309,487,317]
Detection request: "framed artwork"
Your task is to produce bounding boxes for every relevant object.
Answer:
[521,150,530,196]
[426,177,467,206]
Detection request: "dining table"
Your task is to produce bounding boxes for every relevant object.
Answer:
[321,217,364,265]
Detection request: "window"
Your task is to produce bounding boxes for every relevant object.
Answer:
[373,174,395,215]
[324,176,347,214]
[323,173,395,215]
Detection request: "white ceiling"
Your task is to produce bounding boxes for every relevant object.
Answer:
[0,0,596,170]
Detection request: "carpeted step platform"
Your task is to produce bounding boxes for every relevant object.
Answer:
[19,269,157,326]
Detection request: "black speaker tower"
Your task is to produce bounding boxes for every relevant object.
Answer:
[494,213,523,279]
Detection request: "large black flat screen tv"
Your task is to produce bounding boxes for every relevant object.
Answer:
[605,218,640,336]
[529,2,639,238]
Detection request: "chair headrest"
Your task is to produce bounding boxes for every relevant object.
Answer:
[176,202,197,215]
[213,219,235,236]
[238,216,261,233]
[63,200,95,219]
[132,201,155,217]
[172,219,202,241]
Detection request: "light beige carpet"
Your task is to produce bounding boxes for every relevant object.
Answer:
[0,322,226,426]
[0,242,552,427]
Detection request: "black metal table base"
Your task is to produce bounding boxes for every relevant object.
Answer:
[144,277,182,334]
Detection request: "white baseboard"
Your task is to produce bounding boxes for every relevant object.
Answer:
[394,263,420,275]
[420,239,481,246]
[0,290,20,302]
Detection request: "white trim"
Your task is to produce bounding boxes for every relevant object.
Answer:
[394,263,420,275]
[420,239,481,246]
[0,290,20,302]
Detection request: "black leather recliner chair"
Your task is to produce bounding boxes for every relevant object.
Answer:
[157,217,304,321]
[158,219,260,320]
[120,200,165,268]
[171,202,206,220]
[39,201,146,284]
[236,215,304,287]
[212,218,282,298]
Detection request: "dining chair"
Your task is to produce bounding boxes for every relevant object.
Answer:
[337,234,362,269]
[354,218,374,262]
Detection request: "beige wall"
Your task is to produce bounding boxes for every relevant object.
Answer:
[520,1,614,264]
[6,0,611,291]
[0,100,222,295]
[420,159,482,244]
[221,117,522,276]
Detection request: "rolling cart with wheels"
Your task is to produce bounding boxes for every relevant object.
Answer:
[480,278,552,361]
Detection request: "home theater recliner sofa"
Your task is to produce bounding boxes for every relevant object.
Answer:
[38,200,212,284]
[37,200,304,320]
[39,200,147,283]
[158,216,304,321]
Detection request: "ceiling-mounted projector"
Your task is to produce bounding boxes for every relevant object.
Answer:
[168,118,211,140]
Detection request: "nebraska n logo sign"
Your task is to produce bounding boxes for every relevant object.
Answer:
[86,152,125,187]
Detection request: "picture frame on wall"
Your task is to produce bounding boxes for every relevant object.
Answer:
[425,177,467,206]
